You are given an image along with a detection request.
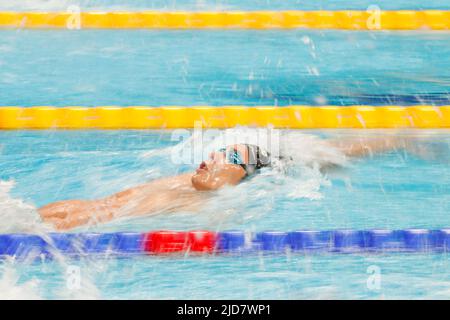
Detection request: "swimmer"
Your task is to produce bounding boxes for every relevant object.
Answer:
[39,135,433,230]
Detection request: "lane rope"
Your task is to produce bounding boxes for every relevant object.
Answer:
[1,229,449,259]
[0,106,449,129]
[0,11,448,30]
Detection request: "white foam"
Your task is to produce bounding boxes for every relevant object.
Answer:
[0,264,42,300]
[279,131,348,168]
[0,180,51,233]
[285,165,331,200]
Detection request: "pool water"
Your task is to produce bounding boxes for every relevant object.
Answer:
[0,130,449,299]
[0,0,450,299]
[0,30,449,107]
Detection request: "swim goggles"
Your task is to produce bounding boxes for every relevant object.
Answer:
[217,144,271,176]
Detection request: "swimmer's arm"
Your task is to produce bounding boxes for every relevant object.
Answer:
[39,199,116,230]
[39,188,175,230]
[328,136,409,158]
[39,173,196,230]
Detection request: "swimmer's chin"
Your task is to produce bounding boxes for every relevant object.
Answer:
[191,169,207,191]
[191,172,212,191]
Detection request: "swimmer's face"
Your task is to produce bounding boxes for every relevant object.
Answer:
[191,144,248,191]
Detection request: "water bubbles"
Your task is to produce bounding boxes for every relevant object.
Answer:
[306,66,320,76]
[314,95,328,105]
[300,36,312,45]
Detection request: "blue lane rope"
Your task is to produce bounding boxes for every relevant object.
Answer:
[0,229,450,259]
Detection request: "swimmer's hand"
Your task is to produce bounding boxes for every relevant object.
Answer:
[403,139,449,162]
[39,200,114,230]
[330,135,448,162]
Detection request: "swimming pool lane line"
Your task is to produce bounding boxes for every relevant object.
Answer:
[1,229,449,258]
[0,11,448,30]
[0,106,449,129]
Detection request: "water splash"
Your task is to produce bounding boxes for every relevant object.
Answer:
[172,128,348,227]
[0,180,51,233]
[0,129,350,232]
[0,263,42,300]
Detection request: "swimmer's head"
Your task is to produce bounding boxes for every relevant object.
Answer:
[191,144,273,191]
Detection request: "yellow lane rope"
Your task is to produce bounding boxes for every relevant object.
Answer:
[0,11,448,30]
[0,106,449,129]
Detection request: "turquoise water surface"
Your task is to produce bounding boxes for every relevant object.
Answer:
[0,30,449,106]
